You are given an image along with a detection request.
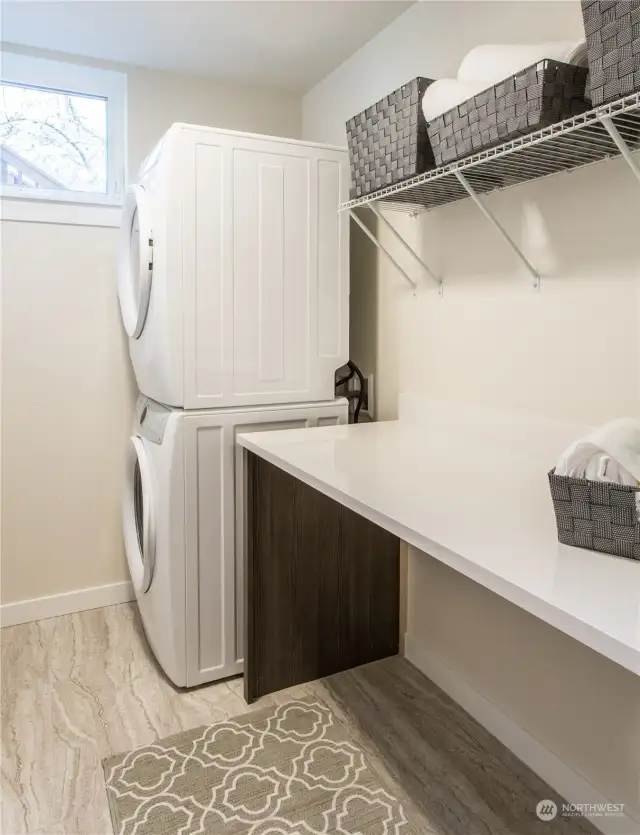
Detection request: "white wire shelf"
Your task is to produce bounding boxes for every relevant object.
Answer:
[339,93,640,213]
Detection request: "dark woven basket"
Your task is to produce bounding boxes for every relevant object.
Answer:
[427,60,590,167]
[582,0,640,105]
[346,77,436,200]
[548,469,640,560]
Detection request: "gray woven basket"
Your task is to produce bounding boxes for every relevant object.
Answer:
[346,77,436,200]
[548,469,640,560]
[427,60,590,167]
[582,0,640,106]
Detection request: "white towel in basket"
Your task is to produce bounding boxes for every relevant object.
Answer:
[555,418,640,486]
[421,79,486,122]
[421,41,587,122]
[457,41,586,88]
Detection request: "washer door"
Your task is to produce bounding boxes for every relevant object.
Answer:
[123,436,156,593]
[118,185,153,339]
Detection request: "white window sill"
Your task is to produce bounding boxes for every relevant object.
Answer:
[0,196,122,228]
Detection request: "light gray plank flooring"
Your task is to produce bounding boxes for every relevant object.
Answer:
[1,603,248,835]
[319,657,602,835]
[2,602,601,834]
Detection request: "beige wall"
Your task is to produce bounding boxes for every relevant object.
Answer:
[302,0,640,820]
[349,209,378,384]
[1,48,301,605]
[127,64,301,176]
[2,222,132,601]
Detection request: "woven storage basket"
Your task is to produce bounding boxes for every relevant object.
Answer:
[582,0,640,106]
[346,77,436,200]
[548,469,640,560]
[427,60,590,167]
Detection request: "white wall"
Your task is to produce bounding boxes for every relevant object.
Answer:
[303,0,640,822]
[1,47,301,606]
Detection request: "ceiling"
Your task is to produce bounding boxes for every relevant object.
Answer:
[0,0,412,91]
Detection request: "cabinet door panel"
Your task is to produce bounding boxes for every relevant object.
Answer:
[233,149,310,399]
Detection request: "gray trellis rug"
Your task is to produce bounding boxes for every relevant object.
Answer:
[103,696,417,835]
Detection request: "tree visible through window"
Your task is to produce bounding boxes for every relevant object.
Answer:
[1,83,107,193]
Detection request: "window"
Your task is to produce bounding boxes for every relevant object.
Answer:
[0,52,126,209]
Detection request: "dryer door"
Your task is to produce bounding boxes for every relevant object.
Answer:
[123,436,156,593]
[118,185,153,339]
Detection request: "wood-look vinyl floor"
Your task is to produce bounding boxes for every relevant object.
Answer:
[1,602,599,834]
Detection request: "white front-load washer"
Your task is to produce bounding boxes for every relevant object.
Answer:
[118,123,350,410]
[123,395,348,687]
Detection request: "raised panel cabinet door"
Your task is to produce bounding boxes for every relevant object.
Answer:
[184,417,233,685]
[182,132,229,408]
[232,149,310,400]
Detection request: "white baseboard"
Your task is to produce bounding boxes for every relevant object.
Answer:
[404,634,639,835]
[1,581,135,627]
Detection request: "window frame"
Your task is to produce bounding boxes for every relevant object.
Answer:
[0,51,126,210]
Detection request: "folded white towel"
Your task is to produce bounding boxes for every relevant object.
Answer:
[566,42,589,68]
[421,41,588,123]
[422,79,486,122]
[458,41,585,87]
[555,418,640,486]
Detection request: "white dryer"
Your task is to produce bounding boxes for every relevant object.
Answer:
[123,395,348,687]
[118,123,350,410]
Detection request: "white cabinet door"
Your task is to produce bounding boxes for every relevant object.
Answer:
[232,146,310,400]
[184,416,235,686]
[184,403,347,686]
[182,133,229,408]
[182,128,349,409]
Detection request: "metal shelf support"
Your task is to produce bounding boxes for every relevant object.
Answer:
[454,171,540,290]
[368,204,442,290]
[349,209,418,290]
[600,115,640,184]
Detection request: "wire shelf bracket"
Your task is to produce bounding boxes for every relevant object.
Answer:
[348,209,419,291]
[454,171,540,290]
[600,115,640,184]
[368,203,442,291]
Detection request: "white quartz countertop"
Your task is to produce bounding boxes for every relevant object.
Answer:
[238,401,640,676]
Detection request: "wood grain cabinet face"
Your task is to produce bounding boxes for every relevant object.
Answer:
[245,452,400,702]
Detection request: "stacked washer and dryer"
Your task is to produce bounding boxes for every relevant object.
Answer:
[117,124,350,687]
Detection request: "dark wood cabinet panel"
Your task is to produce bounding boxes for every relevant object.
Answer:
[245,452,400,703]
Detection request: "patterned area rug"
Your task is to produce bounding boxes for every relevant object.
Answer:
[103,696,417,835]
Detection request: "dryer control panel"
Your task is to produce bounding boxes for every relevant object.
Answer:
[136,396,171,444]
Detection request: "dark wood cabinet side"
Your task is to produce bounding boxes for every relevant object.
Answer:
[244,451,400,703]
